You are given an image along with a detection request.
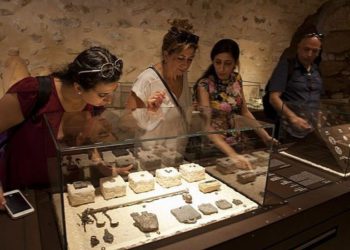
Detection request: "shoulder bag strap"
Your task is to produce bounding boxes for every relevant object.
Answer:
[148,66,188,124]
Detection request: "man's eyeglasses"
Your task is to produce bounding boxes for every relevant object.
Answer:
[78,59,123,78]
[304,33,324,41]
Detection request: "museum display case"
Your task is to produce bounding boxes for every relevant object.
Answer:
[44,106,275,250]
[278,102,350,177]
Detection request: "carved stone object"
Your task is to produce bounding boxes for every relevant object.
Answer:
[198,179,221,193]
[215,199,233,209]
[128,171,155,193]
[130,211,159,232]
[156,167,182,188]
[100,175,126,200]
[171,205,202,224]
[67,181,95,206]
[216,157,239,174]
[179,163,205,182]
[198,203,218,215]
[236,171,257,184]
[161,151,184,167]
[182,192,192,204]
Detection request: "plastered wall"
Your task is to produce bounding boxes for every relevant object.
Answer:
[0,0,329,98]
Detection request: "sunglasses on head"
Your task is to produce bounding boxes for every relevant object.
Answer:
[170,29,199,45]
[78,58,123,78]
[304,32,324,40]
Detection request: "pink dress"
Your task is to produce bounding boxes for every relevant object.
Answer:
[2,76,94,189]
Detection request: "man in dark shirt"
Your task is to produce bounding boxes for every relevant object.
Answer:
[266,29,323,140]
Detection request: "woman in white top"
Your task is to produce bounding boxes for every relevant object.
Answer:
[125,19,199,152]
[126,19,198,111]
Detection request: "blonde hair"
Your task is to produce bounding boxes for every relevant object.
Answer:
[161,19,199,58]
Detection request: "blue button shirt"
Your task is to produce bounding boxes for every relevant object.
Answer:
[268,57,323,109]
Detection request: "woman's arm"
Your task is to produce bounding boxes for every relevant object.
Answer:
[0,93,24,133]
[125,91,146,110]
[196,85,251,169]
[240,86,276,145]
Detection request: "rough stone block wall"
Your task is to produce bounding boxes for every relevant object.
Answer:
[0,0,328,99]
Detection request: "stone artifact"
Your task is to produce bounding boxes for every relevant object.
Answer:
[90,236,99,248]
[198,179,221,193]
[215,199,233,209]
[171,205,202,224]
[128,171,155,193]
[155,167,182,188]
[216,157,239,174]
[73,181,88,189]
[151,145,167,156]
[112,149,136,169]
[251,150,270,160]
[115,154,136,168]
[100,175,126,200]
[242,154,258,165]
[182,192,192,204]
[102,151,117,166]
[112,148,130,157]
[179,163,205,182]
[236,171,257,184]
[61,155,79,171]
[103,229,114,244]
[161,151,184,167]
[232,199,243,206]
[130,211,159,232]
[198,203,218,215]
[73,154,92,168]
[67,181,95,206]
[138,151,161,171]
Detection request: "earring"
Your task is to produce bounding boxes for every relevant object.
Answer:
[78,91,82,95]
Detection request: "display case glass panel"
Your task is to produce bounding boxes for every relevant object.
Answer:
[278,102,350,177]
[44,107,275,250]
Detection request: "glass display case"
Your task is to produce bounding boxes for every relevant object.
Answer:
[44,106,275,250]
[277,102,350,177]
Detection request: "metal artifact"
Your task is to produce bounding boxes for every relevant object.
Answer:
[103,211,119,228]
[103,229,114,243]
[90,236,99,247]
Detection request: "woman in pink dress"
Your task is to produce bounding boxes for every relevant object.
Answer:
[0,46,123,207]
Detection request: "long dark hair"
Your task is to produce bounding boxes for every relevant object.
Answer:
[52,46,123,90]
[198,39,240,81]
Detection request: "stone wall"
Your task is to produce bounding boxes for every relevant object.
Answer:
[0,0,328,99]
[318,0,350,100]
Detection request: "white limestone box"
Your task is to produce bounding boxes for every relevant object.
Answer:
[100,175,127,200]
[179,163,205,182]
[155,167,182,188]
[128,171,155,193]
[67,181,95,207]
